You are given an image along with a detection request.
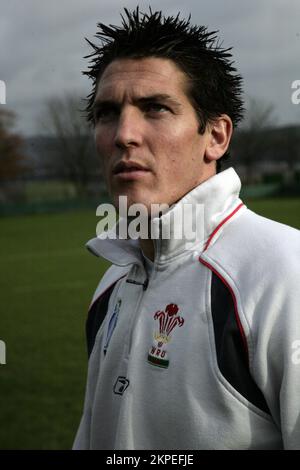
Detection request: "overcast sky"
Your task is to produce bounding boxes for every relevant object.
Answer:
[0,0,299,136]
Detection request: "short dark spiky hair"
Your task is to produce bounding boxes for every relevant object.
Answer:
[83,7,244,171]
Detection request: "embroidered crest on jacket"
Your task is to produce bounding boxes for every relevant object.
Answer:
[147,303,184,368]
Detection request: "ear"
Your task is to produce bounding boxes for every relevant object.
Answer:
[204,115,233,162]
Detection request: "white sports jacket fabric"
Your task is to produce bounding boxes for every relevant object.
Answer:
[73,167,300,450]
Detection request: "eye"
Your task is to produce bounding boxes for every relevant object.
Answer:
[143,103,170,114]
[94,106,119,122]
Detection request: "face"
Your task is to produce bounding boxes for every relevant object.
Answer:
[93,57,215,213]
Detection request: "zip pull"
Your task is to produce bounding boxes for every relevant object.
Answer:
[126,277,149,290]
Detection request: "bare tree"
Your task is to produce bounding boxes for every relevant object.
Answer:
[0,108,28,179]
[40,93,100,198]
[236,97,277,182]
[0,108,29,202]
[277,126,300,183]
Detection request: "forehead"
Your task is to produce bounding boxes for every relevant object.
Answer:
[95,57,189,101]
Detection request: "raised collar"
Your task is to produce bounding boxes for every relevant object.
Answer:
[86,167,244,266]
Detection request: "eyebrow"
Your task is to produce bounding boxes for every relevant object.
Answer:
[91,93,182,113]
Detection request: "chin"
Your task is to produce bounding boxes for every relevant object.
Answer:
[113,193,149,213]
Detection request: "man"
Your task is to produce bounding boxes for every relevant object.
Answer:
[73,8,300,449]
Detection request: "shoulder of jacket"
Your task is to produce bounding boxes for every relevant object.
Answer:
[202,207,300,328]
[207,207,300,276]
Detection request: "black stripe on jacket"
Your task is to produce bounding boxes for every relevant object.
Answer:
[86,283,118,358]
[210,271,270,414]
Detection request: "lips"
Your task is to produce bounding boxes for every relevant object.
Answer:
[113,160,151,175]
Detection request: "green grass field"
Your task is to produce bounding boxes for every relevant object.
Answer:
[0,198,299,449]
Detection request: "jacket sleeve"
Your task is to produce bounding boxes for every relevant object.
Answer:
[250,255,300,449]
[73,397,92,449]
[194,208,300,448]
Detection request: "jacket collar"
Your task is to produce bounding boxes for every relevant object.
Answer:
[86,167,243,266]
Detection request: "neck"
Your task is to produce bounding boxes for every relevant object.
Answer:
[139,238,155,262]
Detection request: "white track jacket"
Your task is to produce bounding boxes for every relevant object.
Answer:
[73,167,300,450]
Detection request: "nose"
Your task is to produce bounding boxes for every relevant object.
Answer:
[114,107,143,149]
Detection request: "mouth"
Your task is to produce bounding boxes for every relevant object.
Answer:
[113,161,151,180]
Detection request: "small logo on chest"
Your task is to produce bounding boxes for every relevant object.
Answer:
[147,303,184,369]
[113,376,130,395]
